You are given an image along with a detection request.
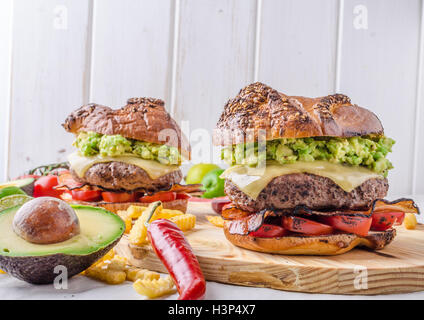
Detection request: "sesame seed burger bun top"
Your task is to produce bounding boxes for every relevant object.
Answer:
[213,82,384,146]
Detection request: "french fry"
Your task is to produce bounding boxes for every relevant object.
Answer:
[105,255,128,271]
[0,269,6,274]
[206,215,224,228]
[127,205,147,220]
[85,265,126,285]
[129,202,162,245]
[133,275,176,299]
[156,208,184,220]
[170,214,196,231]
[126,268,160,282]
[404,212,418,230]
[117,210,133,234]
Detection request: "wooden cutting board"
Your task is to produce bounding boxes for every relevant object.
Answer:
[115,202,424,295]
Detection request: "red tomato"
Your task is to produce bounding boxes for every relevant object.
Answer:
[176,193,191,200]
[71,189,102,202]
[102,192,136,203]
[282,216,334,236]
[319,215,372,237]
[393,212,406,225]
[249,224,288,238]
[371,212,400,231]
[33,175,63,198]
[211,197,231,214]
[374,211,405,226]
[140,191,177,203]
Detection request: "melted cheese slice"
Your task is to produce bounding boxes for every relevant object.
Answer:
[68,152,180,180]
[220,160,382,200]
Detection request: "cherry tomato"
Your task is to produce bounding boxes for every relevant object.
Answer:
[320,215,372,237]
[33,175,63,198]
[140,191,177,203]
[102,192,136,203]
[71,189,102,202]
[249,224,288,238]
[371,212,400,231]
[282,216,334,236]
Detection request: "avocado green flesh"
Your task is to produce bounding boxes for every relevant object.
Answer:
[222,136,395,177]
[0,205,124,257]
[74,131,181,165]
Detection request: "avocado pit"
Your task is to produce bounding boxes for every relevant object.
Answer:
[12,197,80,244]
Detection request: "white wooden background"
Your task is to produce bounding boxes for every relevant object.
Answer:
[0,0,423,197]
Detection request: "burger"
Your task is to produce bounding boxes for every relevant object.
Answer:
[214,82,419,255]
[59,97,202,213]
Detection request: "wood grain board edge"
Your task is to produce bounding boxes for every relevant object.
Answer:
[115,234,424,295]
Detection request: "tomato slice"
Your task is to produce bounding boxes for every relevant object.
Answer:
[102,192,136,203]
[211,197,232,214]
[392,212,405,225]
[176,193,191,200]
[371,212,400,231]
[33,175,63,198]
[249,224,288,238]
[374,211,405,226]
[139,191,177,203]
[282,216,334,235]
[319,215,372,237]
[71,189,102,202]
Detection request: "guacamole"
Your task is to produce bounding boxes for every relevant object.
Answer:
[222,136,395,177]
[74,132,181,165]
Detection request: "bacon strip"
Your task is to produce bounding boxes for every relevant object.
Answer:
[292,198,420,218]
[224,198,420,235]
[56,173,87,190]
[225,211,273,235]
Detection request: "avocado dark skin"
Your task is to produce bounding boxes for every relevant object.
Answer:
[0,237,122,284]
[0,202,125,285]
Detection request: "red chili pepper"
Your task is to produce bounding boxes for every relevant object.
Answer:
[146,202,206,300]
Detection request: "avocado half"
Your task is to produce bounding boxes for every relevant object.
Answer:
[0,205,125,284]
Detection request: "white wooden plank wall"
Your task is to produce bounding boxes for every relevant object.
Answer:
[1,0,423,197]
[0,0,13,182]
[90,0,174,108]
[258,0,339,96]
[338,0,421,197]
[7,0,92,179]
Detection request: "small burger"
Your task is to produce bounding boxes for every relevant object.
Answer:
[214,82,419,255]
[60,97,202,213]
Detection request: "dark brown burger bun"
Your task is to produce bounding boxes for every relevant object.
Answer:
[223,222,396,256]
[63,97,190,159]
[213,82,384,146]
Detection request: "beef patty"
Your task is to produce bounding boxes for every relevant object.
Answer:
[71,161,182,192]
[225,173,389,212]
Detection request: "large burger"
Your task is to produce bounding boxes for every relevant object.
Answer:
[214,82,419,255]
[59,97,201,213]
